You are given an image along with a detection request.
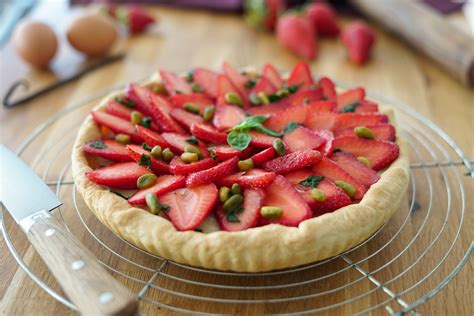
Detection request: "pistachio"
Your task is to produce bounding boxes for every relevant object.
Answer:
[184,103,200,114]
[310,188,326,202]
[181,152,199,164]
[354,126,374,139]
[276,87,290,98]
[184,144,201,155]
[230,183,242,195]
[272,139,286,157]
[222,194,243,213]
[249,93,262,106]
[150,146,162,159]
[131,111,143,125]
[145,193,162,215]
[356,156,372,168]
[202,105,215,121]
[225,92,243,107]
[238,158,254,171]
[335,180,356,198]
[153,82,166,94]
[219,186,231,203]
[191,82,203,93]
[257,92,270,105]
[115,134,131,145]
[137,174,157,189]
[162,148,174,162]
[260,206,283,220]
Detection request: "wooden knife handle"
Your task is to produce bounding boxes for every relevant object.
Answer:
[350,0,474,88]
[22,211,138,316]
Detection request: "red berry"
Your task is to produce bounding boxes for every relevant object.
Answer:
[219,169,277,189]
[86,162,151,189]
[262,63,283,89]
[169,157,216,175]
[193,67,219,98]
[341,21,375,65]
[83,139,133,162]
[185,157,239,187]
[277,14,317,60]
[128,175,186,205]
[126,144,170,174]
[330,151,380,187]
[160,70,192,96]
[306,2,340,37]
[263,149,322,174]
[91,111,143,143]
[169,108,204,131]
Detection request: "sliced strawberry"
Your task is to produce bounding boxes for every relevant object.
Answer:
[91,111,142,143]
[160,183,218,231]
[126,144,170,174]
[222,62,249,103]
[304,111,337,131]
[106,100,160,132]
[128,175,186,205]
[312,129,334,156]
[190,123,228,144]
[125,83,161,116]
[169,157,216,175]
[318,77,337,100]
[306,100,336,112]
[263,149,322,174]
[331,151,380,187]
[216,74,240,106]
[355,100,378,113]
[306,2,340,37]
[86,162,151,189]
[186,157,238,187]
[265,104,308,132]
[148,93,185,133]
[285,170,351,215]
[249,131,278,149]
[250,147,276,166]
[216,188,266,232]
[169,93,213,113]
[247,101,288,116]
[83,139,133,162]
[208,145,253,162]
[333,136,399,171]
[286,88,323,107]
[312,157,366,200]
[336,87,365,111]
[160,70,192,96]
[161,132,209,156]
[283,125,326,152]
[212,104,246,131]
[193,67,218,98]
[136,125,170,148]
[259,175,312,227]
[333,113,388,130]
[262,63,283,89]
[169,108,204,131]
[219,169,277,189]
[287,62,314,91]
[334,123,396,141]
[251,76,276,95]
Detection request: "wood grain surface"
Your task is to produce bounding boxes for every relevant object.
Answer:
[1,3,473,315]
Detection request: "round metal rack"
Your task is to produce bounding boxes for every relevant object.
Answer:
[1,82,472,315]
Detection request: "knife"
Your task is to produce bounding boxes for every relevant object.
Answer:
[0,144,138,315]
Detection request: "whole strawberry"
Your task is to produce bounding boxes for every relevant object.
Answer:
[306,2,340,37]
[245,0,285,31]
[119,5,156,35]
[341,21,375,65]
[276,12,317,60]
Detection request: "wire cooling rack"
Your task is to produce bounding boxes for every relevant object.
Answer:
[1,82,473,315]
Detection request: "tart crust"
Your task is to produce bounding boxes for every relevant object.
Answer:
[71,77,410,272]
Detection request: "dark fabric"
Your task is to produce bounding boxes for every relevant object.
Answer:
[422,0,465,14]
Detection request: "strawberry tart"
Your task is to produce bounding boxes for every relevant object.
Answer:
[72,62,409,272]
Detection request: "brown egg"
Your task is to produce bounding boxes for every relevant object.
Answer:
[12,21,58,68]
[66,13,118,57]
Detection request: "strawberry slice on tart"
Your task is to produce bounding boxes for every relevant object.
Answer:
[86,162,152,189]
[83,139,133,162]
[263,149,322,174]
[193,67,218,98]
[160,70,193,96]
[136,125,170,148]
[262,63,283,89]
[128,175,186,205]
[283,125,326,152]
[169,108,204,131]
[126,144,170,174]
[219,169,277,189]
[91,111,143,143]
[186,157,239,187]
[169,157,216,175]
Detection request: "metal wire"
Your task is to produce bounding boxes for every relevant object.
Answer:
[1,82,472,315]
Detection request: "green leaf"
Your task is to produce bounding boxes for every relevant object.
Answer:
[340,101,360,113]
[194,228,203,232]
[138,154,151,166]
[227,131,251,151]
[191,82,203,92]
[185,71,194,82]
[139,117,152,128]
[231,114,283,137]
[88,140,107,149]
[114,96,135,108]
[283,122,301,134]
[142,143,153,151]
[253,125,283,137]
[299,175,324,188]
[175,89,182,94]
[161,204,170,212]
[267,93,281,103]
[186,136,199,145]
[225,207,244,222]
[288,84,299,94]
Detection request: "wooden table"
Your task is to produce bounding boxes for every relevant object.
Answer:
[1,4,472,315]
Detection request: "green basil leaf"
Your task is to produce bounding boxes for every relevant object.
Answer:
[88,140,107,149]
[253,125,283,137]
[288,84,299,94]
[245,78,257,89]
[227,131,251,151]
[138,154,151,166]
[283,122,301,134]
[299,175,324,188]
[142,143,153,151]
[340,101,360,113]
[161,204,170,212]
[139,117,152,128]
[114,96,135,108]
[186,136,199,145]
[191,82,203,92]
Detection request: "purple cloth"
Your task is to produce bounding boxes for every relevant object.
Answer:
[422,0,464,14]
[70,0,243,11]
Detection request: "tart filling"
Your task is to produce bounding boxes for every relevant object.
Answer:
[72,62,409,271]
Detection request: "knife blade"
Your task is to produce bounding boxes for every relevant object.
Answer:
[0,144,138,315]
[0,144,62,227]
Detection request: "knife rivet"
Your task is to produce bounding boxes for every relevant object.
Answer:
[71,260,85,270]
[45,228,56,237]
[100,292,114,304]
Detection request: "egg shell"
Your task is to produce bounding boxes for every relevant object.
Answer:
[66,13,118,57]
[12,21,58,68]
